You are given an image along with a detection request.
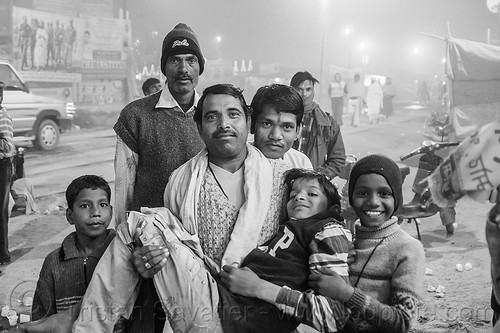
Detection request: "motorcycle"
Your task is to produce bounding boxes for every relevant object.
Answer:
[398,139,461,239]
[423,107,456,142]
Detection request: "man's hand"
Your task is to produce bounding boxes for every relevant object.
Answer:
[18,310,74,333]
[308,271,354,302]
[132,227,169,279]
[219,265,262,297]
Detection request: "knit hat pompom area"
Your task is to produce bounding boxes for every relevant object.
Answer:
[348,154,403,213]
[160,23,205,76]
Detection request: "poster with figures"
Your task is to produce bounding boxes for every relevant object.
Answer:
[12,6,131,78]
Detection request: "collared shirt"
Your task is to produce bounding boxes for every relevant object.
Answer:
[0,106,16,159]
[114,88,201,225]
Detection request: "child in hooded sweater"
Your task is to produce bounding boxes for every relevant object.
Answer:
[308,154,426,333]
[228,154,425,333]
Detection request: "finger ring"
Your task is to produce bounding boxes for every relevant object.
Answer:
[145,262,152,270]
[142,255,147,262]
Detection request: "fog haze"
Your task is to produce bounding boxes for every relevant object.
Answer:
[127,0,498,84]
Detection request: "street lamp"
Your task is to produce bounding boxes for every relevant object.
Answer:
[216,35,222,59]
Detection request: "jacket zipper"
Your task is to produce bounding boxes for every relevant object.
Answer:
[83,257,88,286]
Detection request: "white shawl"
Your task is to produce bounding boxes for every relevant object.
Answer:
[163,143,273,269]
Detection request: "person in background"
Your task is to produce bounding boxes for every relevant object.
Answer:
[290,71,346,180]
[329,72,347,125]
[381,76,396,120]
[250,83,312,169]
[347,73,365,128]
[366,78,384,125]
[31,175,124,332]
[113,22,206,332]
[0,82,15,269]
[141,77,162,96]
[489,187,500,331]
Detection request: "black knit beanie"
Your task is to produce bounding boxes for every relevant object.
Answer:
[160,23,205,75]
[348,154,403,213]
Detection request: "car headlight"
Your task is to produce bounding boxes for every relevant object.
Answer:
[65,102,76,118]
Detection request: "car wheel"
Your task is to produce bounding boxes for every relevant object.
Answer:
[35,119,60,150]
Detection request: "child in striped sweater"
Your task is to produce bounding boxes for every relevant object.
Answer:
[220,168,354,332]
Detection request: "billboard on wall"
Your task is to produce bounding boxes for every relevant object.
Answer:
[11,6,131,81]
[33,0,114,18]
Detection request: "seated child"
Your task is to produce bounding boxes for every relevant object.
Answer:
[304,154,425,332]
[31,175,124,332]
[65,169,353,333]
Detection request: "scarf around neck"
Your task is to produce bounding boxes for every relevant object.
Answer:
[164,143,274,270]
[302,92,334,140]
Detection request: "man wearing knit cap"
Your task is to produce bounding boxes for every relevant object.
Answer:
[113,22,205,333]
[290,71,346,180]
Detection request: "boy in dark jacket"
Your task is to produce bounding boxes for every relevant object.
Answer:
[31,175,124,331]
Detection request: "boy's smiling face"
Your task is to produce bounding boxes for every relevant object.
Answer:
[287,178,329,220]
[66,188,112,241]
[351,173,395,228]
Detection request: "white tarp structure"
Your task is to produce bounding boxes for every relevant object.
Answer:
[446,38,500,139]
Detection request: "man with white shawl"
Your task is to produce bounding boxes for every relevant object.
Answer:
[39,84,288,333]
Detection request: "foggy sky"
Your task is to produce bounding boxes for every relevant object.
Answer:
[127,0,498,81]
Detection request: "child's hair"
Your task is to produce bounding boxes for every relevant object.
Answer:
[65,175,111,209]
[348,154,403,213]
[284,168,341,208]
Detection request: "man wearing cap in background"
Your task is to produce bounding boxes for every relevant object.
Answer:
[114,22,205,226]
[290,71,346,180]
[113,22,205,333]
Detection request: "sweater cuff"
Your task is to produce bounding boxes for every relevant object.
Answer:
[346,287,369,309]
[275,286,302,316]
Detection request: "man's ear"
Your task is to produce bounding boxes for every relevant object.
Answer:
[66,208,74,225]
[246,116,251,133]
[295,124,302,141]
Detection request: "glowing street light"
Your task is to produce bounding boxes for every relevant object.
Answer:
[216,35,222,59]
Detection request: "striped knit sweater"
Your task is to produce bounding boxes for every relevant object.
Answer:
[0,106,15,158]
[219,208,354,333]
[343,217,425,333]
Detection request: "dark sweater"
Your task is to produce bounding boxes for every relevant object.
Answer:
[113,92,204,211]
[32,230,118,324]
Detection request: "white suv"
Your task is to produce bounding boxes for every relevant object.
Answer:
[0,60,74,150]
